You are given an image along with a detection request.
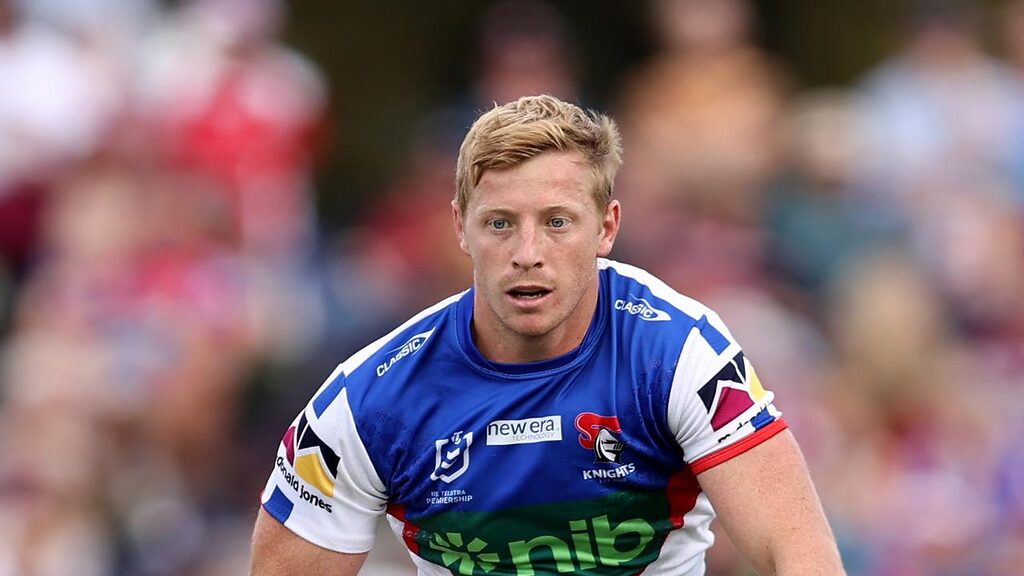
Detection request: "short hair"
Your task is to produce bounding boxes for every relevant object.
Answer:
[455,95,623,213]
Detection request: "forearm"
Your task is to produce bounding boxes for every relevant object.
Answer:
[755,517,844,576]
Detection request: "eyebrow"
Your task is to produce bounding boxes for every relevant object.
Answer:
[474,204,583,216]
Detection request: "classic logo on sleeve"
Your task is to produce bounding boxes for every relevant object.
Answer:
[377,329,434,377]
[697,351,773,431]
[613,295,671,321]
[278,413,340,503]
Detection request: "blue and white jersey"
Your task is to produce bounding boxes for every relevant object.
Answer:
[261,259,785,576]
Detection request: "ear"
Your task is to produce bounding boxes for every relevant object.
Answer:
[597,200,621,257]
[452,200,469,255]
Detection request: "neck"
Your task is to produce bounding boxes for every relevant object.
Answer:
[472,326,583,364]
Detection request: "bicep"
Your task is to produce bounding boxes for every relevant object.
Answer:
[697,429,844,575]
[250,507,368,576]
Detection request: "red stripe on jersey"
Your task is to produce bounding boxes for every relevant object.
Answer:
[386,503,420,555]
[689,418,788,475]
[667,467,702,529]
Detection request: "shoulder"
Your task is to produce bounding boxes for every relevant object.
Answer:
[310,291,465,418]
[599,259,733,357]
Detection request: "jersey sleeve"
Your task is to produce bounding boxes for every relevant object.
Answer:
[259,366,387,553]
[667,311,786,475]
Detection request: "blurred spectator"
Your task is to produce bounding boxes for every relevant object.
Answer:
[852,5,1024,469]
[442,0,582,127]
[614,0,789,298]
[0,0,334,573]
[0,0,122,188]
[855,0,1024,210]
[0,0,126,286]
[134,0,327,261]
[0,155,256,575]
[0,405,113,576]
[134,0,332,365]
[821,251,1002,575]
[470,0,580,108]
[763,89,892,309]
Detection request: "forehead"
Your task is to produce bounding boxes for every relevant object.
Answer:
[470,151,596,211]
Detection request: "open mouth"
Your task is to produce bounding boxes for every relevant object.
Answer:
[507,287,552,301]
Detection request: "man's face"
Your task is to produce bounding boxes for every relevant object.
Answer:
[453,150,620,360]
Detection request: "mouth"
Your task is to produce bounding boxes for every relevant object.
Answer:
[506,285,553,303]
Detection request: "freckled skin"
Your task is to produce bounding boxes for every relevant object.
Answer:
[452,150,620,364]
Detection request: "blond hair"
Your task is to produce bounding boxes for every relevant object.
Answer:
[455,95,623,212]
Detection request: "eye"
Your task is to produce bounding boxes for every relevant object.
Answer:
[488,218,510,230]
[549,217,568,229]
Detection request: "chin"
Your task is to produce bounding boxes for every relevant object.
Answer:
[503,316,558,339]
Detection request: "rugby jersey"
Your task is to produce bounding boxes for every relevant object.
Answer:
[261,258,786,575]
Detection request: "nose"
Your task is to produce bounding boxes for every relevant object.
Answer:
[511,224,544,270]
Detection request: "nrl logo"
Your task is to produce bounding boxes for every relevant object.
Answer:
[430,430,473,484]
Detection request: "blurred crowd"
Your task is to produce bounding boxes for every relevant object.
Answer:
[0,0,1022,575]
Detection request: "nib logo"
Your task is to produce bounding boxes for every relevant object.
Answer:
[419,515,657,575]
[430,532,499,575]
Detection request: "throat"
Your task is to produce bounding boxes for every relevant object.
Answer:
[473,324,583,364]
[470,293,598,365]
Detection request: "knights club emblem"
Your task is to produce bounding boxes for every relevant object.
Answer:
[574,413,626,463]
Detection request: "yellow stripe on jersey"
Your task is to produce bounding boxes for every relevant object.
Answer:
[296,453,335,497]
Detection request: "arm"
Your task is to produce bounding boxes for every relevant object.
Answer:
[697,429,845,576]
[250,372,388,575]
[250,507,367,576]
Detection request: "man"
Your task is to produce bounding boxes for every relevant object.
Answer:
[250,95,845,575]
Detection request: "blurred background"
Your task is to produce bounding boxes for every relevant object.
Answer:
[1,0,1022,574]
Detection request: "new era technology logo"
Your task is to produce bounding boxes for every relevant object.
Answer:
[486,416,562,445]
[613,296,671,321]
